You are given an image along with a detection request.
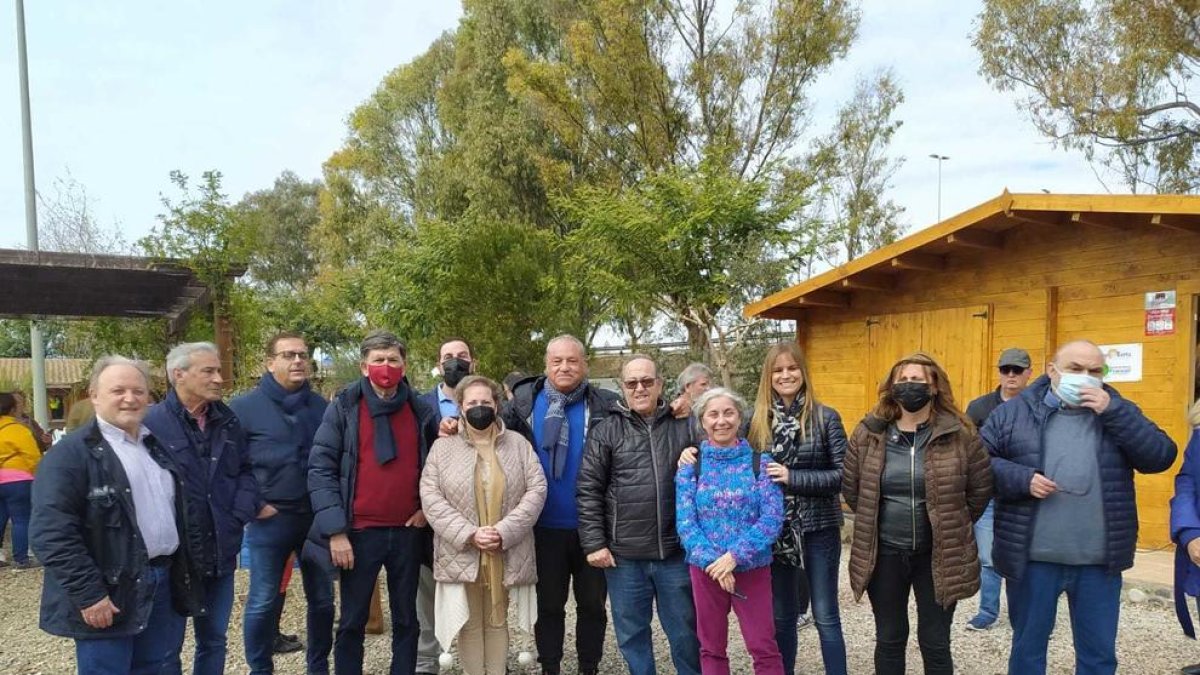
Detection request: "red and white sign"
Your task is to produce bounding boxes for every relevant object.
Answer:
[1144,291,1176,337]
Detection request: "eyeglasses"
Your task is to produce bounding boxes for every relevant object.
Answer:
[274,351,310,362]
[1042,457,1091,496]
[622,377,658,391]
[999,366,1027,376]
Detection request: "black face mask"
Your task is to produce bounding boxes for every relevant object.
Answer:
[442,358,472,388]
[465,405,496,430]
[891,381,932,413]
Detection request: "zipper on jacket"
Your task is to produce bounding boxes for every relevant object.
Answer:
[909,435,917,552]
[647,417,665,560]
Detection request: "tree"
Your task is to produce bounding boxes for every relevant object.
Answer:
[38,172,129,255]
[560,160,809,385]
[140,171,266,387]
[806,70,905,265]
[234,171,321,293]
[975,0,1200,192]
[505,0,860,183]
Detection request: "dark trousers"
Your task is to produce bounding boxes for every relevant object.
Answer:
[243,511,335,674]
[534,526,608,673]
[165,570,237,675]
[773,527,847,675]
[0,479,32,563]
[1007,561,1122,675]
[335,526,422,675]
[866,547,956,675]
[75,565,186,675]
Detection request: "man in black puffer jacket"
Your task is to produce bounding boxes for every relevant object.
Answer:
[576,354,701,675]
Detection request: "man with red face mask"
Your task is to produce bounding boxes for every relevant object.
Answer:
[308,330,440,675]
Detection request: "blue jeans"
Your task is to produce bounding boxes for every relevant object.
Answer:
[605,553,701,675]
[1007,562,1121,675]
[0,479,32,563]
[773,526,848,675]
[75,565,186,675]
[243,511,335,674]
[973,501,1002,624]
[173,571,236,675]
[335,526,422,675]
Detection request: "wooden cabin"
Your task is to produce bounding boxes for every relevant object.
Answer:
[746,191,1200,548]
[0,358,91,430]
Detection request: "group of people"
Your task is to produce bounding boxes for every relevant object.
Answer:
[13,325,1196,675]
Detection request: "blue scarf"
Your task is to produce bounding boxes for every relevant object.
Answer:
[541,381,588,479]
[259,374,323,451]
[362,378,410,465]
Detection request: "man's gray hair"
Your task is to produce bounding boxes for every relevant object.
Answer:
[691,386,748,421]
[165,342,219,385]
[360,330,408,361]
[545,334,587,357]
[676,362,713,391]
[89,355,152,393]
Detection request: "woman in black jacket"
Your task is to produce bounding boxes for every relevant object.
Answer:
[749,343,848,675]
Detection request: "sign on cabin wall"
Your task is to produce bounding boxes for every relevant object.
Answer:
[1145,290,1177,337]
[1099,343,1143,383]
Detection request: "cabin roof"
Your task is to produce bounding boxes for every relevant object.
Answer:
[745,191,1200,320]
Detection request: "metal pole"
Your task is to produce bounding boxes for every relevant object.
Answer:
[16,0,49,428]
[929,154,949,223]
[936,160,942,222]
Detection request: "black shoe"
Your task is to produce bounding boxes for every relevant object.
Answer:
[273,633,304,654]
[580,669,598,675]
[1180,665,1200,675]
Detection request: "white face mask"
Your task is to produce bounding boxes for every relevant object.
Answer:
[1054,367,1102,406]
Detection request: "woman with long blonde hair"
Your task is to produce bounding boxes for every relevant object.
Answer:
[746,343,848,675]
[843,352,992,675]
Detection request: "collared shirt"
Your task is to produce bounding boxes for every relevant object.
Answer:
[97,417,180,558]
[437,385,460,421]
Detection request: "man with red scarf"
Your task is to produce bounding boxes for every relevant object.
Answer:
[308,330,439,675]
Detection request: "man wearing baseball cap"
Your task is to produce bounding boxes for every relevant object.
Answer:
[963,347,1033,631]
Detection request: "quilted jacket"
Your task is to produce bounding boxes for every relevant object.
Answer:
[420,423,547,587]
[980,375,1177,581]
[844,412,993,607]
[576,400,696,560]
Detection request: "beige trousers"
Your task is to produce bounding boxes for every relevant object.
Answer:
[458,581,509,675]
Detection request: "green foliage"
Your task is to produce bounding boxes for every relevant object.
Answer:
[806,70,906,264]
[560,159,809,376]
[362,216,576,378]
[234,171,321,292]
[505,0,861,181]
[975,0,1200,192]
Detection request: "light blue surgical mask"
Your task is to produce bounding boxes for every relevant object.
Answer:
[1055,371,1103,406]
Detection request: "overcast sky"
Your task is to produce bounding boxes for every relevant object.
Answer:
[0,1,1111,251]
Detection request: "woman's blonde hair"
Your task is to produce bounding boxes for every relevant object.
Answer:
[748,342,819,451]
[1190,398,1200,427]
[871,351,973,428]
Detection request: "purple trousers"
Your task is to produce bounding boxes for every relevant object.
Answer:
[689,565,784,675]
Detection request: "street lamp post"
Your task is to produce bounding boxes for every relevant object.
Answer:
[929,153,949,222]
[15,0,49,428]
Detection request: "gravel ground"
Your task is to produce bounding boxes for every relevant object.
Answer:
[0,561,1196,674]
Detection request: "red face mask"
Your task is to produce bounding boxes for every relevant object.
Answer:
[367,363,404,389]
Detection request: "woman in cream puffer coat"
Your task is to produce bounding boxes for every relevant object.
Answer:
[420,375,547,675]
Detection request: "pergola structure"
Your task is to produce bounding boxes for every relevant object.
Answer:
[0,247,245,385]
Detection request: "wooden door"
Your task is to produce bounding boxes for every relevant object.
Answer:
[921,305,993,406]
[864,305,992,411]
